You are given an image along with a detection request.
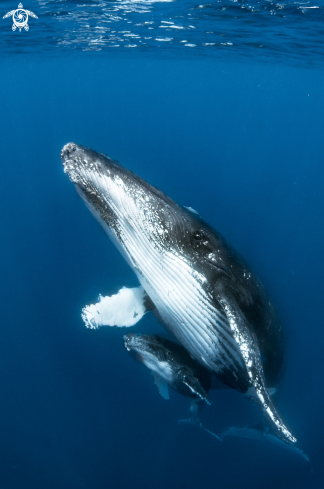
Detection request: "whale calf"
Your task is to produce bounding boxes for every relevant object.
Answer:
[61,142,295,444]
[124,333,211,404]
[124,332,222,440]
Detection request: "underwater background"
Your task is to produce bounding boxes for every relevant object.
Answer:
[0,0,324,488]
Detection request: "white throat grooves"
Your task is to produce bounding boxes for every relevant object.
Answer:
[90,170,243,374]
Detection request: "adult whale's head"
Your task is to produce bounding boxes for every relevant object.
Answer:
[61,143,256,313]
[61,142,228,268]
[61,142,295,444]
[60,143,270,308]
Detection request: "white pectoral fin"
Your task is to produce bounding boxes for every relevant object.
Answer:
[245,386,277,402]
[81,286,147,329]
[152,372,169,400]
[214,281,297,444]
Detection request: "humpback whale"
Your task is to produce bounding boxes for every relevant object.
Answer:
[61,142,295,444]
[124,333,211,404]
[124,332,222,441]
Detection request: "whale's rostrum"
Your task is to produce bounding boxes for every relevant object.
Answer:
[61,142,296,444]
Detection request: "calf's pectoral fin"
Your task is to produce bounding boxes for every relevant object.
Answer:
[214,280,297,444]
[152,372,170,400]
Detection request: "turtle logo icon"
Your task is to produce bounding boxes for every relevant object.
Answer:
[3,3,38,32]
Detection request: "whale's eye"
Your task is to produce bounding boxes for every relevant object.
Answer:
[192,230,203,241]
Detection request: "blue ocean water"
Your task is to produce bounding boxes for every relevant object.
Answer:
[1,1,324,488]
